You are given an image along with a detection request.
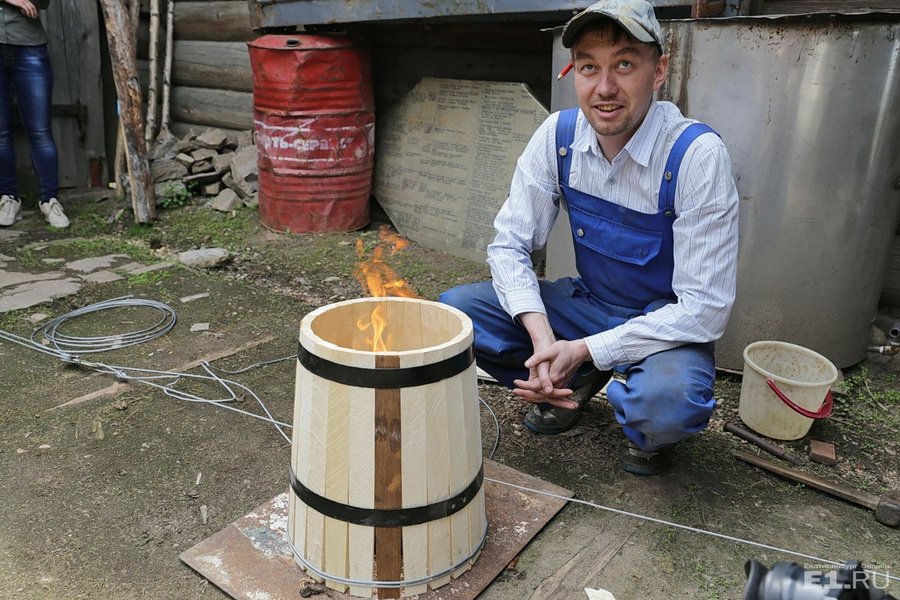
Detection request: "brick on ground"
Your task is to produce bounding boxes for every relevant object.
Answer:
[809,439,837,465]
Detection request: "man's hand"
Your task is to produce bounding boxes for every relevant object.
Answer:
[6,0,39,18]
[512,312,592,409]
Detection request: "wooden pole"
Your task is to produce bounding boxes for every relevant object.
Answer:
[113,0,141,197]
[145,0,160,143]
[159,0,174,134]
[100,0,157,223]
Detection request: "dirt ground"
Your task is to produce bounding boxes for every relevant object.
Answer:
[1,192,898,600]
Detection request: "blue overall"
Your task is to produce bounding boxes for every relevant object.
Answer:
[440,109,718,450]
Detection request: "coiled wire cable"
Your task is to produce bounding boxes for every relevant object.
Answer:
[32,295,176,355]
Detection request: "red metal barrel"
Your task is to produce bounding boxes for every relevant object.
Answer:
[248,34,374,233]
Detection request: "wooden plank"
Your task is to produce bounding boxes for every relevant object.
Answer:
[459,362,485,576]
[170,86,253,131]
[100,0,156,222]
[526,514,640,600]
[303,353,331,580]
[289,358,315,567]
[323,381,351,593]
[374,354,402,599]
[399,348,430,596]
[42,0,104,190]
[348,378,375,597]
[172,40,253,92]
[174,1,256,42]
[425,358,452,590]
[444,361,470,578]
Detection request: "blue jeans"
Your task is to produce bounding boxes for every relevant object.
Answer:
[440,278,717,451]
[0,44,59,201]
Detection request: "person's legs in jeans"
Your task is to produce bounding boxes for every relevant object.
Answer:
[8,44,59,202]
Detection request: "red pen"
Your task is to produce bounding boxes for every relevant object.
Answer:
[557,61,574,81]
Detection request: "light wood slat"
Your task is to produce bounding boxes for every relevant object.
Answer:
[399,346,430,595]
[425,369,452,589]
[444,361,471,576]
[348,379,375,597]
[289,359,314,567]
[323,382,351,593]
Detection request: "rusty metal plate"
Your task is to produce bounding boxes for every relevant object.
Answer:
[180,459,572,599]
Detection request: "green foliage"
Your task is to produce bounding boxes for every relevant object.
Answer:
[71,210,113,237]
[156,181,195,209]
[126,269,172,286]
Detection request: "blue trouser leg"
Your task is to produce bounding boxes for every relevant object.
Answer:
[440,278,717,451]
[0,44,59,201]
[606,342,716,451]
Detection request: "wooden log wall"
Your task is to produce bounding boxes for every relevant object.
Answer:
[134,0,255,136]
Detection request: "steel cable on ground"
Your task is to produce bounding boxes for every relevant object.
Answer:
[32,295,176,355]
[0,296,292,443]
[1,296,895,585]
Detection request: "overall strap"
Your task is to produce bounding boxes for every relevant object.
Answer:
[555,108,580,186]
[658,122,719,212]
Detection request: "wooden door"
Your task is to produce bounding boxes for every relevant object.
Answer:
[12,0,105,195]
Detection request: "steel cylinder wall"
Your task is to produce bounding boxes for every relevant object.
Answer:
[248,34,374,233]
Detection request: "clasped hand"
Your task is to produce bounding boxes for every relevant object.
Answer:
[512,338,590,410]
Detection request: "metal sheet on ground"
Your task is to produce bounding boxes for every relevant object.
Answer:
[180,458,573,600]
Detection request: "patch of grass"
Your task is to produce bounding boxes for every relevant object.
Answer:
[72,210,115,237]
[154,205,258,252]
[125,269,173,286]
[48,238,158,264]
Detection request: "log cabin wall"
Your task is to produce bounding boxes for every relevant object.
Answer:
[134,0,255,140]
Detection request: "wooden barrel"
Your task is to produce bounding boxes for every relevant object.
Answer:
[289,297,487,598]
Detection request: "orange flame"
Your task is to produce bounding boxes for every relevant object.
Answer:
[354,225,422,352]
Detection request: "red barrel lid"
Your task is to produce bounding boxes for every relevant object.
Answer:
[248,34,363,51]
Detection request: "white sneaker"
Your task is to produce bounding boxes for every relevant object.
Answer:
[40,198,70,228]
[0,194,22,226]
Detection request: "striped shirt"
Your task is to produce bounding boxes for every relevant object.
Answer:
[487,100,739,370]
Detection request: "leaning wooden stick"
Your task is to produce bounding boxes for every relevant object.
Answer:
[145,0,161,143]
[99,0,156,223]
[159,0,174,134]
[113,0,142,196]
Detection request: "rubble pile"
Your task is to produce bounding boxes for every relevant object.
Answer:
[147,128,259,211]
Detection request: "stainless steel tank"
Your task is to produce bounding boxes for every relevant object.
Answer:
[548,13,900,369]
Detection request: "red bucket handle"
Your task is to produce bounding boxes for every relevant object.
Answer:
[766,379,833,419]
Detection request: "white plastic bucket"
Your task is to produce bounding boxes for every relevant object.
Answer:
[739,341,838,440]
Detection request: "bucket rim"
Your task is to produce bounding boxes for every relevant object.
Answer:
[742,340,839,387]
